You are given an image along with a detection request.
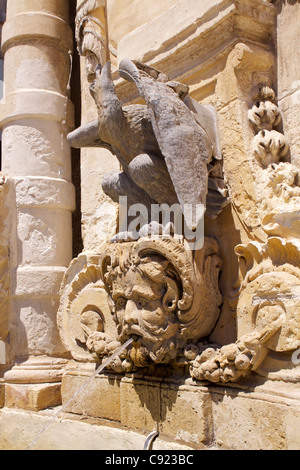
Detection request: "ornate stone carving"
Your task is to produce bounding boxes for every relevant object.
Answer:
[68,60,228,234]
[58,253,116,363]
[198,83,298,383]
[58,237,222,373]
[252,130,289,168]
[62,39,298,386]
[248,86,281,132]
[180,47,300,385]
[188,237,300,383]
[249,86,290,168]
[75,0,111,82]
[246,85,299,241]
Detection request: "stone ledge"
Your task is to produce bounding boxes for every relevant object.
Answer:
[117,0,275,69]
[0,408,195,450]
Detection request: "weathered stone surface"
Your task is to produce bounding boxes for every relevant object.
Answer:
[0,0,299,453]
[61,373,122,422]
[211,388,300,450]
[160,384,213,448]
[0,407,194,450]
[120,378,160,432]
[5,383,61,412]
[0,177,9,362]
[0,383,4,409]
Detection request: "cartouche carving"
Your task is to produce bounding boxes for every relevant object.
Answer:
[234,237,300,379]
[58,254,117,363]
[188,237,300,383]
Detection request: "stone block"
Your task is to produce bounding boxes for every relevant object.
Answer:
[61,374,121,422]
[211,388,300,450]
[120,378,213,448]
[120,378,160,433]
[5,383,61,411]
[160,384,213,448]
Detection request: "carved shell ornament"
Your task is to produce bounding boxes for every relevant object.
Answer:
[58,254,118,363]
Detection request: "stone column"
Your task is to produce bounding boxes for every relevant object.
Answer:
[0,0,75,405]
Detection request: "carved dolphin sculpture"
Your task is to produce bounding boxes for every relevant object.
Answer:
[68,60,228,226]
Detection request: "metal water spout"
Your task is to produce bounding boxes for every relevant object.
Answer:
[144,430,159,450]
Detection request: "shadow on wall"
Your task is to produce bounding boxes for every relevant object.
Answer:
[69,0,83,258]
[130,372,180,429]
[205,203,242,346]
[275,0,300,13]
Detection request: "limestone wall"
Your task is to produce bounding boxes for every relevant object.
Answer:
[0,0,299,451]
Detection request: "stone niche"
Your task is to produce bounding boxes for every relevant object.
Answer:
[1,0,300,451]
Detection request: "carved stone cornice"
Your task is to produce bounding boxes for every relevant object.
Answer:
[115,0,276,104]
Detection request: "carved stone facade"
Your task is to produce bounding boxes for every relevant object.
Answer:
[0,0,300,451]
[59,237,222,371]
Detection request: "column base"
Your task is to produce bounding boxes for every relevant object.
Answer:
[3,356,68,384]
